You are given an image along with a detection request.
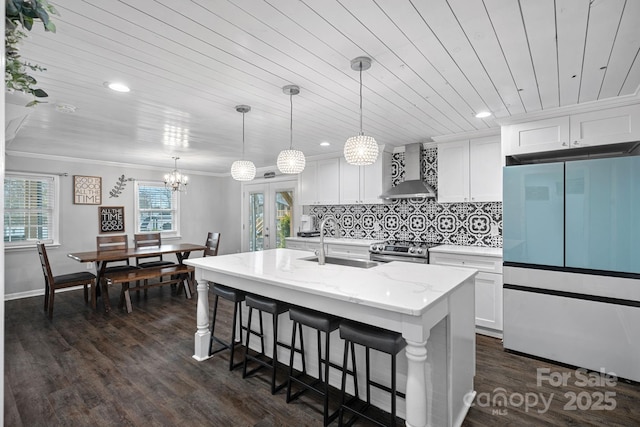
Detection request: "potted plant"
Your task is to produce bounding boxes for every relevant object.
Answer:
[5,0,58,106]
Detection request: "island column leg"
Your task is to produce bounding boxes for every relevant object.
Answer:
[193,278,212,361]
[405,338,429,427]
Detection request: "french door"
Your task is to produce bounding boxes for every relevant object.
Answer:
[242,178,298,252]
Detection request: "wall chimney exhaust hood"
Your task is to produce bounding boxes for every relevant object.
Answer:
[379,143,437,200]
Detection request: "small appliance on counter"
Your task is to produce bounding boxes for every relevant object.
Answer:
[297,215,319,237]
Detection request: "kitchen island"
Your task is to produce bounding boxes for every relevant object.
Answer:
[185,248,477,427]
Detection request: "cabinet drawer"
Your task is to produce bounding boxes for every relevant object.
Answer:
[430,253,502,274]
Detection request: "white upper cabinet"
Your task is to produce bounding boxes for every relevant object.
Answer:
[339,151,391,204]
[299,158,340,205]
[503,104,640,156]
[438,136,502,203]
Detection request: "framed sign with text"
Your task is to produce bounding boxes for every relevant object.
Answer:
[73,175,102,205]
[99,206,125,233]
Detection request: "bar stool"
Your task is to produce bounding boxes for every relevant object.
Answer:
[338,320,407,427]
[286,307,341,426]
[242,294,291,394]
[209,283,246,370]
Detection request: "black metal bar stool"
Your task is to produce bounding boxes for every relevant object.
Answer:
[209,283,246,370]
[286,307,341,426]
[338,320,407,427]
[242,294,292,394]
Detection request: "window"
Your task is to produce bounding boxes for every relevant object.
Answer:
[135,181,179,237]
[4,173,59,247]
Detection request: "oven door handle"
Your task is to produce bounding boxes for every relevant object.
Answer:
[370,253,424,263]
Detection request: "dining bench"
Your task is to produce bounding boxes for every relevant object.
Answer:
[104,264,195,313]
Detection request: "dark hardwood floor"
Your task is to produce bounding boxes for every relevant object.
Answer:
[4,287,640,426]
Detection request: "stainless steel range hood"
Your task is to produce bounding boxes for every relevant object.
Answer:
[379,143,437,200]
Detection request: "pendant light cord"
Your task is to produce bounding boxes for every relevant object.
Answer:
[289,92,294,149]
[241,112,246,160]
[359,61,363,134]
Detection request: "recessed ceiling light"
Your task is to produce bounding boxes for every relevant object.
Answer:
[320,141,330,147]
[475,111,492,118]
[104,81,130,92]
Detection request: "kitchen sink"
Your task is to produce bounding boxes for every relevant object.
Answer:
[301,255,381,269]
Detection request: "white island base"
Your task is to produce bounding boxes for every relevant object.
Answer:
[185,249,477,427]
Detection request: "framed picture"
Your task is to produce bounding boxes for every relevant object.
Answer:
[73,175,102,205]
[99,206,125,233]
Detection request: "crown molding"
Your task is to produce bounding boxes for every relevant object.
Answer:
[431,127,501,143]
[496,90,640,126]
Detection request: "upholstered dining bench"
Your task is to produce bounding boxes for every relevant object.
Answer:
[104,264,195,313]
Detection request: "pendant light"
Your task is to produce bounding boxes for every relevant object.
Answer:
[277,85,305,174]
[164,156,189,192]
[344,56,379,166]
[231,105,256,181]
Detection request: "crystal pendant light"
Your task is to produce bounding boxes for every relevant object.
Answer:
[164,156,189,192]
[231,105,256,181]
[277,85,306,174]
[344,56,379,166]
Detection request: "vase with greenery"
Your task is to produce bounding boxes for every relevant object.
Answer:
[5,0,58,106]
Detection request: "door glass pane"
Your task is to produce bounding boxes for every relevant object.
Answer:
[249,192,264,251]
[275,190,293,248]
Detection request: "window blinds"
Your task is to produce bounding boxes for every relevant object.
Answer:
[4,175,55,244]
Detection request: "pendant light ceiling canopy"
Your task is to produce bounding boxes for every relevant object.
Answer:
[344,56,379,166]
[231,105,256,181]
[277,85,306,174]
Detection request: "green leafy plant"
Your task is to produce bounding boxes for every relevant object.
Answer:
[5,0,59,106]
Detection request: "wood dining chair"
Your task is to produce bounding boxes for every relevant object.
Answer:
[37,242,97,319]
[96,235,139,273]
[204,232,221,257]
[133,232,176,268]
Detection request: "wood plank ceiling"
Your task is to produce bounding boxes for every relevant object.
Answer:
[6,0,640,175]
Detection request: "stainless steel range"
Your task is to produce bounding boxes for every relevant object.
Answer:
[369,240,440,264]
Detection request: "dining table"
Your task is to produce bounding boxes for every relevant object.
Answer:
[68,243,207,311]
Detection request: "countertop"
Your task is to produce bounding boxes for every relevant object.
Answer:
[285,237,378,246]
[185,248,476,316]
[429,244,503,258]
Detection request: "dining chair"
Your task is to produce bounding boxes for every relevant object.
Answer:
[96,235,139,273]
[204,232,221,257]
[37,242,97,319]
[133,232,176,268]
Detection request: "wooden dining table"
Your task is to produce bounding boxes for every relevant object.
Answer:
[68,243,207,311]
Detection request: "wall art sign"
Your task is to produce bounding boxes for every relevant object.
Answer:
[99,206,125,233]
[73,175,102,205]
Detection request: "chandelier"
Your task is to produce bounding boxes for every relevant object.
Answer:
[231,105,256,181]
[344,56,379,166]
[164,156,188,192]
[277,85,306,174]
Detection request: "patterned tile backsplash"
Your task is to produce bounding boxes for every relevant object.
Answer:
[305,146,503,247]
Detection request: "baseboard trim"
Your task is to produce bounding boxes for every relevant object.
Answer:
[5,285,86,301]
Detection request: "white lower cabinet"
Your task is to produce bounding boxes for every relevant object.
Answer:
[284,240,317,252]
[429,248,503,336]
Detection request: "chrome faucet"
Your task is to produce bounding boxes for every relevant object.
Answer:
[317,216,341,265]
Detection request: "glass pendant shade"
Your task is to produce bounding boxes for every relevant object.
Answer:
[277,85,305,174]
[231,160,256,181]
[345,56,378,166]
[344,133,379,166]
[277,149,305,174]
[164,157,188,192]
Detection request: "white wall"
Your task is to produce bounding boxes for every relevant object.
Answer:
[4,154,241,298]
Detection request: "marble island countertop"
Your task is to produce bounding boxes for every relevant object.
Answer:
[185,248,476,316]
